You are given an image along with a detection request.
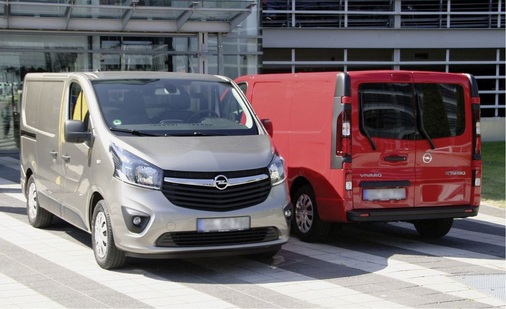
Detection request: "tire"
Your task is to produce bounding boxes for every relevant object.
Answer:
[292,184,331,242]
[91,200,126,269]
[413,218,454,239]
[26,175,53,228]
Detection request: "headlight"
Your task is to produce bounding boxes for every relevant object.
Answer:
[110,143,162,190]
[269,154,286,186]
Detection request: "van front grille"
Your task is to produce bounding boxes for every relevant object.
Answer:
[155,227,279,247]
[162,169,271,211]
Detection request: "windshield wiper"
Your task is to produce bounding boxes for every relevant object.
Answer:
[360,92,377,151]
[415,94,436,149]
[109,127,158,136]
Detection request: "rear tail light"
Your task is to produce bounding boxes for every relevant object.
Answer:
[336,97,352,158]
[473,168,481,187]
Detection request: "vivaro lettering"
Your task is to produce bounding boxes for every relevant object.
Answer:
[445,171,466,176]
[360,173,382,178]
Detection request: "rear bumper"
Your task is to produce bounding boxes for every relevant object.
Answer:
[347,205,479,222]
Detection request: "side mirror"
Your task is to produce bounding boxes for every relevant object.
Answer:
[261,119,273,137]
[64,120,91,143]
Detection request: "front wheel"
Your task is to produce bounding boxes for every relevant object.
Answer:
[26,175,53,228]
[292,184,330,242]
[413,218,454,239]
[91,200,126,269]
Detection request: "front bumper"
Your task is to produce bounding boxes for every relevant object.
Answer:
[105,178,291,257]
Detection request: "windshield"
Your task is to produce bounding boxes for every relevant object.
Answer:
[92,78,258,136]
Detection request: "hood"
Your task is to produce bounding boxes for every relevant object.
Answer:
[116,135,274,171]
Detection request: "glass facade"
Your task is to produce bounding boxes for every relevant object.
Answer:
[0,0,260,150]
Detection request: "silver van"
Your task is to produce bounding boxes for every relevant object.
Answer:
[20,72,291,269]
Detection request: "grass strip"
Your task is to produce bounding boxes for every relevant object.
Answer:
[481,141,505,208]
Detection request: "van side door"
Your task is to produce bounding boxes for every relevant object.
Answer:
[24,80,65,215]
[412,73,474,207]
[60,82,91,230]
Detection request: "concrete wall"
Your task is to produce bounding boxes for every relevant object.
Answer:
[482,118,505,142]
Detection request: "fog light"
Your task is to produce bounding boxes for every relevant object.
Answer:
[133,216,142,226]
[283,203,293,223]
[284,208,292,218]
[122,207,150,233]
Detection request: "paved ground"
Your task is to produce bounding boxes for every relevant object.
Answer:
[0,154,505,308]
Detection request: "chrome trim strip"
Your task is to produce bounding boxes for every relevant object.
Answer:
[164,174,269,187]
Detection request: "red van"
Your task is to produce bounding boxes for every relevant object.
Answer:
[235,71,482,241]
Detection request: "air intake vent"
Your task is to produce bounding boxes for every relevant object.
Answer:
[155,227,279,247]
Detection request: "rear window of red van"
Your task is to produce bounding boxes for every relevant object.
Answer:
[360,83,465,140]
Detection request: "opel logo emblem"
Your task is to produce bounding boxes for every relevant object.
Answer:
[214,175,228,190]
[422,153,432,164]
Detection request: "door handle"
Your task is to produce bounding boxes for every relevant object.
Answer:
[61,154,71,162]
[49,150,58,158]
[385,155,407,162]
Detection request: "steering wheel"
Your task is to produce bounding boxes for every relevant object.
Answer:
[159,119,183,125]
[187,110,219,123]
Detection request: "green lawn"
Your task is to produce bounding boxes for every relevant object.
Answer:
[481,141,505,208]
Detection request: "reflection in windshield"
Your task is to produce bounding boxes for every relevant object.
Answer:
[92,78,258,136]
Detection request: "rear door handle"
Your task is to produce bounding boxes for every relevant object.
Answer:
[49,150,58,158]
[385,155,407,162]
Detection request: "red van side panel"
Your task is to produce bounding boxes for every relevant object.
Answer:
[236,73,348,221]
[289,76,344,221]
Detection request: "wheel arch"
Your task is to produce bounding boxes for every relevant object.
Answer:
[88,192,104,231]
[22,168,34,195]
[290,176,312,201]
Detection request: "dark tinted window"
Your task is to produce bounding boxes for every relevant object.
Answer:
[416,83,466,138]
[360,83,465,140]
[360,83,416,140]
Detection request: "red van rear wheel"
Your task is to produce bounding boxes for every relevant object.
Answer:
[292,184,331,242]
[413,218,454,239]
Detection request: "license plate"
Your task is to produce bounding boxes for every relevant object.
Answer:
[363,188,406,201]
[197,216,250,233]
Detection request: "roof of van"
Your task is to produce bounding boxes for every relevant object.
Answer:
[24,71,232,82]
[235,70,470,82]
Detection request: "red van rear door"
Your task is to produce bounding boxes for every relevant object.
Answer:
[412,72,473,208]
[351,71,417,211]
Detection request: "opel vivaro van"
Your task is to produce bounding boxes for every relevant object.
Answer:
[20,71,291,269]
[235,71,481,241]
